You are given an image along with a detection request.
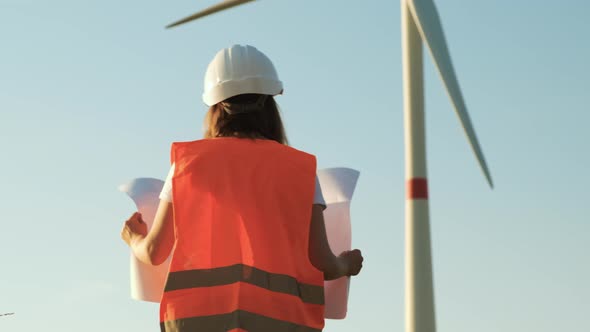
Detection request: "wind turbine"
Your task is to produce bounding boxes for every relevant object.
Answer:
[401,1,492,331]
[166,1,494,332]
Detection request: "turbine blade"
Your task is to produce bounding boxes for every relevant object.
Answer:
[406,0,494,188]
[166,0,256,29]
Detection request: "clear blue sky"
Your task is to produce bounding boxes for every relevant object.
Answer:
[1,0,589,331]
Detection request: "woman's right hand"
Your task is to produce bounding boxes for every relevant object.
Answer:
[339,249,364,276]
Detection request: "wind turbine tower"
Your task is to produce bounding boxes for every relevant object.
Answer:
[402,0,493,332]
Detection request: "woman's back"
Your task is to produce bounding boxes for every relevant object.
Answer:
[162,137,326,331]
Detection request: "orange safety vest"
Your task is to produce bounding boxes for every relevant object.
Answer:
[160,137,325,332]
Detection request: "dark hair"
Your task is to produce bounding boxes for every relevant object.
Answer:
[203,94,288,145]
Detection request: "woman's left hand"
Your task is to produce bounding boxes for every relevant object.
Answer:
[121,212,148,246]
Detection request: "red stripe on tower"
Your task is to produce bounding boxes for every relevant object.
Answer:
[407,178,428,199]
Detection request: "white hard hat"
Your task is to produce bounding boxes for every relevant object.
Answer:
[202,45,283,106]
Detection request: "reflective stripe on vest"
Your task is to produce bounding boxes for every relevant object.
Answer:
[165,264,324,305]
[160,138,325,332]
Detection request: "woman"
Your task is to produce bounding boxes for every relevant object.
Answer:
[121,44,364,332]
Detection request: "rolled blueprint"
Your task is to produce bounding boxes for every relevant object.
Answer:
[119,167,359,319]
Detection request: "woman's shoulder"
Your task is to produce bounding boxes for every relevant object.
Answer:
[170,138,221,151]
[171,138,316,161]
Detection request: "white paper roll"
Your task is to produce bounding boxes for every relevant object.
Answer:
[119,168,359,319]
